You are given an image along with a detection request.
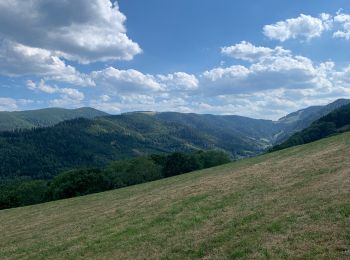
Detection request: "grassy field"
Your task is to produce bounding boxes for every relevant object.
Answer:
[1,133,350,259]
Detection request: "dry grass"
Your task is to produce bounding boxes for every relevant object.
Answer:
[1,132,350,259]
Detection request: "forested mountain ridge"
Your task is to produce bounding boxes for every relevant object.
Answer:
[272,102,350,151]
[0,113,276,179]
[277,99,350,132]
[0,99,349,180]
[0,107,108,131]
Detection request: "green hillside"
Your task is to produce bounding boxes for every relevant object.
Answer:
[0,113,281,179]
[0,99,348,180]
[1,132,349,259]
[275,98,350,141]
[272,102,350,151]
[0,107,108,131]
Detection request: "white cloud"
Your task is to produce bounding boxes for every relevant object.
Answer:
[0,98,19,111]
[59,88,85,101]
[0,40,95,86]
[202,43,333,95]
[333,12,350,39]
[27,80,85,101]
[91,67,164,94]
[100,95,111,102]
[49,97,83,108]
[91,68,199,95]
[157,72,199,90]
[0,98,34,111]
[333,65,350,87]
[263,14,332,41]
[221,41,290,62]
[0,0,141,63]
[202,65,250,83]
[89,100,121,114]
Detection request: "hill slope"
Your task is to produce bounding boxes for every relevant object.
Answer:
[0,107,108,131]
[0,113,279,179]
[1,99,349,180]
[276,98,350,140]
[1,132,349,259]
[273,102,350,151]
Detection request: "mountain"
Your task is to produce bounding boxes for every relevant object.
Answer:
[0,113,281,179]
[272,102,350,151]
[1,131,349,258]
[1,99,349,180]
[276,98,350,139]
[0,100,348,178]
[0,107,108,131]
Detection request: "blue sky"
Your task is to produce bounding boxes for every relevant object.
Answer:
[1,0,350,119]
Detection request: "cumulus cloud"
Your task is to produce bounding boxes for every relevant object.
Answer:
[202,45,332,95]
[27,80,85,101]
[263,11,350,42]
[91,67,164,94]
[263,14,332,41]
[0,40,95,86]
[221,41,290,62]
[0,0,141,63]
[157,72,199,91]
[91,67,199,94]
[333,11,350,39]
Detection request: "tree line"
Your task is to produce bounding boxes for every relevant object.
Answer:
[0,150,230,210]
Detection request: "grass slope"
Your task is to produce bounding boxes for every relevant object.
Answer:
[1,133,350,259]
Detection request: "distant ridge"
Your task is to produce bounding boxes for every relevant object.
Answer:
[1,98,350,179]
[278,98,350,127]
[0,107,108,132]
[272,101,350,151]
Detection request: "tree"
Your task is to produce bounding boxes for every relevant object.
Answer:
[194,150,231,169]
[163,152,201,177]
[48,168,108,200]
[104,157,163,187]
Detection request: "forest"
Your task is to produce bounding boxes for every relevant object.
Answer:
[0,150,230,210]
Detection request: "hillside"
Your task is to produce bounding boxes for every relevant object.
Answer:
[0,107,108,131]
[272,102,350,151]
[276,98,350,140]
[0,113,278,179]
[1,132,349,259]
[0,99,348,180]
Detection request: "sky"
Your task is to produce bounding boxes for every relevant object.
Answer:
[1,0,350,119]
